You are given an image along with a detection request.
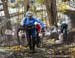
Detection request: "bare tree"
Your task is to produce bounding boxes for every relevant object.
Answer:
[1,0,10,18]
[23,0,30,11]
[44,0,57,26]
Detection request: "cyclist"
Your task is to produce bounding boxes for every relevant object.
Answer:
[20,11,44,52]
[61,21,68,43]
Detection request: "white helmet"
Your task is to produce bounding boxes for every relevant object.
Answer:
[26,11,33,17]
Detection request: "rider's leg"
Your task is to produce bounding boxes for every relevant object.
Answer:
[36,32,40,47]
[31,29,37,52]
[32,36,36,52]
[26,31,32,50]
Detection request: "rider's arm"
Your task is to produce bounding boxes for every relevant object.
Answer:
[34,17,45,32]
[20,17,27,30]
[35,18,44,29]
[20,17,26,27]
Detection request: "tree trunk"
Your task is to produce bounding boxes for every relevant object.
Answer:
[1,0,10,18]
[1,0,11,29]
[44,0,57,26]
[51,0,57,25]
[24,0,30,12]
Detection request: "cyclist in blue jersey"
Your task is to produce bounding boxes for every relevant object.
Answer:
[20,11,44,52]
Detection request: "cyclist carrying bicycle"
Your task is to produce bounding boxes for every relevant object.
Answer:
[20,11,44,52]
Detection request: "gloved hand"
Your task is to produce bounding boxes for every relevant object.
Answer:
[21,33,25,38]
[18,30,25,38]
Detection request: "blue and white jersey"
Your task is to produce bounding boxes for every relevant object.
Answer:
[20,16,44,37]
